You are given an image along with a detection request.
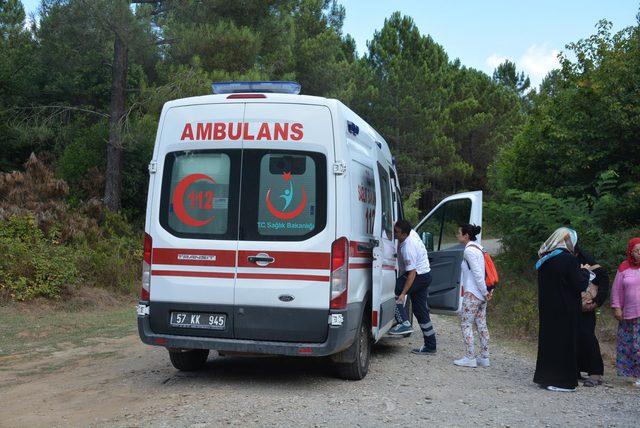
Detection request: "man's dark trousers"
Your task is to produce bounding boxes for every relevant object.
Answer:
[395,272,436,350]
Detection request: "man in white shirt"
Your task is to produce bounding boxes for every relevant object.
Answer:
[388,219,437,355]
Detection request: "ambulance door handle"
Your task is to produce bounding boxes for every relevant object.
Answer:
[248,255,275,265]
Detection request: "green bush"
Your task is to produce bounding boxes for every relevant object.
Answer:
[488,182,640,274]
[76,212,141,295]
[0,212,141,302]
[488,264,539,338]
[0,215,78,300]
[402,185,424,225]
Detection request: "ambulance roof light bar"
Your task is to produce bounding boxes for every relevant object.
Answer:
[212,81,301,95]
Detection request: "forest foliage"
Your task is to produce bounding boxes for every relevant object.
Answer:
[0,0,638,301]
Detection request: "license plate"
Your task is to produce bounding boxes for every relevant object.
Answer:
[170,312,226,330]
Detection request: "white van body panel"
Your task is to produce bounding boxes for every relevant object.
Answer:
[139,90,481,360]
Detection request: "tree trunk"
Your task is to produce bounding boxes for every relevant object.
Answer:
[104,33,128,211]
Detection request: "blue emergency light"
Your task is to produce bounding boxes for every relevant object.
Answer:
[212,81,301,95]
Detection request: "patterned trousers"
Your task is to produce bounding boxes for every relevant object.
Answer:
[460,292,490,359]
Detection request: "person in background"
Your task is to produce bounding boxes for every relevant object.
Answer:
[388,219,437,355]
[534,227,590,392]
[611,237,640,388]
[574,245,609,387]
[453,224,491,368]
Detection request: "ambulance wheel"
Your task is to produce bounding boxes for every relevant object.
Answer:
[335,318,371,380]
[168,349,209,371]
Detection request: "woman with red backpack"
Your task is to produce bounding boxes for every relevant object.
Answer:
[453,223,492,368]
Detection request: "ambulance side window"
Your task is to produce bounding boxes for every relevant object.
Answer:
[377,163,393,239]
[439,198,472,250]
[389,168,403,222]
[416,198,472,251]
[159,150,240,239]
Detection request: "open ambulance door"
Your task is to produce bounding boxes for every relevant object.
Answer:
[414,191,482,315]
[371,161,397,341]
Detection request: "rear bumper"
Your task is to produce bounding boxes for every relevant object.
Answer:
[137,301,362,357]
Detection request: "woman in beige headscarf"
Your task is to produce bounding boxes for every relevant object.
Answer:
[533,227,589,392]
[536,227,578,262]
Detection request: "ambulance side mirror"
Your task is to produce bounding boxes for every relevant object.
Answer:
[421,232,434,252]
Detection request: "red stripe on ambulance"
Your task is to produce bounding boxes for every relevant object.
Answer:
[237,250,330,269]
[236,273,329,282]
[152,248,236,267]
[151,270,235,279]
[350,240,373,258]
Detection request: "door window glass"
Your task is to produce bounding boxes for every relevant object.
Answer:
[416,198,472,251]
[160,150,240,239]
[377,163,393,240]
[439,199,472,250]
[416,204,443,251]
[241,150,327,241]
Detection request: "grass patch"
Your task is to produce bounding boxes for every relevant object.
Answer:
[0,297,137,357]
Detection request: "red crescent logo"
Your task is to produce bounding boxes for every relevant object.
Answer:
[265,186,308,220]
[172,173,216,227]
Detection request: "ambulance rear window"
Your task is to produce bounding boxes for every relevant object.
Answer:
[240,150,327,241]
[159,150,240,239]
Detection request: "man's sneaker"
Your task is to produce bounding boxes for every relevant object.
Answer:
[634,379,640,388]
[388,322,413,336]
[411,345,436,355]
[477,357,490,367]
[546,386,576,392]
[453,356,477,368]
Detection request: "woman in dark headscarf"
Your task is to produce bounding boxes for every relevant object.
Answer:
[574,245,609,387]
[533,227,590,391]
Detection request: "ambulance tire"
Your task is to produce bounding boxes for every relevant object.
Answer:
[335,317,371,381]
[168,349,209,371]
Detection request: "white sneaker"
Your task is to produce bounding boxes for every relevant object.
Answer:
[546,386,576,392]
[477,357,490,367]
[453,356,477,368]
[634,379,640,388]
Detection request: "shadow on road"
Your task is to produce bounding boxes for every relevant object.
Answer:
[153,337,406,387]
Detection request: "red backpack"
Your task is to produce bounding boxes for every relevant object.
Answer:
[467,243,500,290]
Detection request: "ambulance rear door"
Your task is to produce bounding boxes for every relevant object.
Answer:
[414,191,483,315]
[371,159,398,340]
[148,102,243,339]
[233,102,335,343]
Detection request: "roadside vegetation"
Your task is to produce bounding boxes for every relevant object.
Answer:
[0,296,135,358]
[487,19,640,346]
[0,155,140,302]
[0,0,638,353]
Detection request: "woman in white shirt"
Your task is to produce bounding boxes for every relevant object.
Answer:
[454,224,491,368]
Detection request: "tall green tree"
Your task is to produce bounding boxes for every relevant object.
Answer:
[492,59,530,96]
[492,19,640,198]
[0,0,40,169]
[355,12,468,197]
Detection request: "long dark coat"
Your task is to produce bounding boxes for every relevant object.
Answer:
[575,247,610,376]
[534,250,589,389]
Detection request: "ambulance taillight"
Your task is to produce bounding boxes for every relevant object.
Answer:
[330,237,349,310]
[141,233,152,300]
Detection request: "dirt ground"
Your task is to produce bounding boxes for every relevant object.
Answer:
[0,312,638,427]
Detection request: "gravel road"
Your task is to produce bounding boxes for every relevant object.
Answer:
[1,314,637,427]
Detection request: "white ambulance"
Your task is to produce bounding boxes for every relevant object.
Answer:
[137,81,482,380]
